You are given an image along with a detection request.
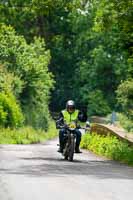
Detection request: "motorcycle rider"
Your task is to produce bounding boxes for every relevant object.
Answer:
[56,100,90,153]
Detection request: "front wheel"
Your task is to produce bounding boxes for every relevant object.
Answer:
[63,142,69,160]
[68,135,75,161]
[64,155,68,160]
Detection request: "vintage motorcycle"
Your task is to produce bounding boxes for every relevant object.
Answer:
[56,118,90,161]
[62,122,77,161]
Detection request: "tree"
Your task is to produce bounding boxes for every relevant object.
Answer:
[0,24,54,129]
[0,0,132,118]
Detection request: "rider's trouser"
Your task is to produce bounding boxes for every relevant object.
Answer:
[59,128,81,150]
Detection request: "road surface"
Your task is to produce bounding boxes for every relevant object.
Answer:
[0,138,133,200]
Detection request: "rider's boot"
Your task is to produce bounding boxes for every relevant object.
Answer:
[75,146,82,153]
[57,147,63,153]
[57,143,64,153]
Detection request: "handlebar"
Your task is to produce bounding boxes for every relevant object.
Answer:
[56,118,90,131]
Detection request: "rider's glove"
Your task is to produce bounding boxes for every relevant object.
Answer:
[86,121,90,128]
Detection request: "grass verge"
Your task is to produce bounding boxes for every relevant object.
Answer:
[81,132,133,166]
[0,121,58,144]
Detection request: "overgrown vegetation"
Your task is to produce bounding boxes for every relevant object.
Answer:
[0,24,54,130]
[0,121,57,144]
[81,133,133,166]
[0,0,132,116]
[116,79,133,120]
[117,113,133,133]
[0,1,132,147]
[0,92,24,128]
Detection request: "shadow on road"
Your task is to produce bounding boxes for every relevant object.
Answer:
[0,155,133,179]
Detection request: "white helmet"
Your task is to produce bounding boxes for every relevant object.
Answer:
[66,100,75,110]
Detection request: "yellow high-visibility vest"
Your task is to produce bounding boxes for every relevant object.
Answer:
[61,109,79,124]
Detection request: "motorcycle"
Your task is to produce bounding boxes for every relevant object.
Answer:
[62,122,77,161]
[56,118,90,161]
[56,118,77,161]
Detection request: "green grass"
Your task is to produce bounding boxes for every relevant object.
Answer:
[0,121,58,144]
[81,132,133,166]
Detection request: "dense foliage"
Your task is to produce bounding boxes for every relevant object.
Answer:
[0,92,24,127]
[116,79,133,119]
[0,0,132,125]
[0,122,57,144]
[0,24,53,129]
[117,113,133,133]
[81,132,133,165]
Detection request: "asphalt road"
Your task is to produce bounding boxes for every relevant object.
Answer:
[0,138,133,200]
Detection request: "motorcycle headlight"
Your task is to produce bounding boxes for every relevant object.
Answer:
[69,124,76,129]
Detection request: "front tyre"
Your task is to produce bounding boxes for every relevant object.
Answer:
[69,135,75,161]
[63,142,69,160]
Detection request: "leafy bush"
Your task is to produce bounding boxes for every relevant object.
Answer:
[117,113,133,133]
[116,79,133,119]
[0,24,54,129]
[0,64,24,98]
[0,121,58,144]
[81,133,133,165]
[0,92,24,128]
